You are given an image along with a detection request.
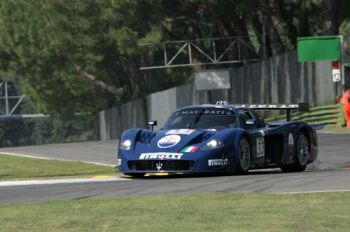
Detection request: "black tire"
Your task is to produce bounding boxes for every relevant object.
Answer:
[236,137,251,174]
[126,173,145,178]
[281,132,310,172]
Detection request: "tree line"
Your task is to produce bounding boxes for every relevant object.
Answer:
[0,0,347,118]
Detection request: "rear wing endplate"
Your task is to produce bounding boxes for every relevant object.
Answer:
[239,103,310,121]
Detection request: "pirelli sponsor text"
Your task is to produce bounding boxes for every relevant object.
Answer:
[139,153,183,160]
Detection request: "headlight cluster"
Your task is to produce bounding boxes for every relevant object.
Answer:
[120,139,132,150]
[201,139,224,150]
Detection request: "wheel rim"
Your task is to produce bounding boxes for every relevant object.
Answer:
[239,139,251,171]
[297,134,310,166]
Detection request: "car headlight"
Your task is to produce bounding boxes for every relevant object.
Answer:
[120,139,132,150]
[201,139,224,150]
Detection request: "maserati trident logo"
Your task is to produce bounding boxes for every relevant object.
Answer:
[155,162,163,171]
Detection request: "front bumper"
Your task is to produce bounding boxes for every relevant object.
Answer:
[118,150,233,174]
[127,160,195,172]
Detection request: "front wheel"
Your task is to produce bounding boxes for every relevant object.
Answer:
[236,137,251,174]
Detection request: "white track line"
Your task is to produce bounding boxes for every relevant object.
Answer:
[317,131,350,134]
[0,177,129,187]
[0,152,116,167]
[278,189,350,194]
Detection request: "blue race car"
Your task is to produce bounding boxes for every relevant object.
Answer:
[118,101,318,177]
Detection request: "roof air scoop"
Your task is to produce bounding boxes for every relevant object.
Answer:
[215,101,229,106]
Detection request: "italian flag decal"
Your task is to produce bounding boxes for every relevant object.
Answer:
[181,146,199,153]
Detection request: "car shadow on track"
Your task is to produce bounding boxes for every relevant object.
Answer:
[124,169,284,179]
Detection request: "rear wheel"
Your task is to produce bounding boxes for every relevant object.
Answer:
[295,132,310,171]
[237,137,251,174]
[281,132,309,172]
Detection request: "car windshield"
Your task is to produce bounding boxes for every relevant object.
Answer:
[162,108,238,130]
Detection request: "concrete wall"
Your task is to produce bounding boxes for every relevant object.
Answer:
[99,51,336,140]
[98,98,147,141]
[228,51,335,105]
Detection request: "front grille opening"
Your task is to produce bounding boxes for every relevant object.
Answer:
[128,160,195,171]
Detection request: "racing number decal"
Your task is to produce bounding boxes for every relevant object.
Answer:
[256,137,265,158]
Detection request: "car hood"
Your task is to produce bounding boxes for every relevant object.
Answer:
[134,128,217,152]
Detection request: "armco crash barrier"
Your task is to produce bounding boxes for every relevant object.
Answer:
[338,89,350,128]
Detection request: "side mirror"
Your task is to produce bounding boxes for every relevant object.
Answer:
[246,119,256,125]
[148,120,157,131]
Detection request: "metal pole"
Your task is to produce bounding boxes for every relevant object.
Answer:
[340,35,345,89]
[188,43,192,64]
[4,81,9,115]
[286,109,291,121]
[9,95,25,115]
[238,41,241,60]
[213,40,217,62]
[163,43,168,65]
[262,16,267,59]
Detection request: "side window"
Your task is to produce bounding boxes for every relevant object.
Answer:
[238,110,256,129]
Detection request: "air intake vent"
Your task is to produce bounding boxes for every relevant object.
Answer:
[215,101,229,106]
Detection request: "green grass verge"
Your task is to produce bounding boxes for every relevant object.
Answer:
[320,125,350,133]
[0,192,349,232]
[0,154,116,180]
[266,104,348,127]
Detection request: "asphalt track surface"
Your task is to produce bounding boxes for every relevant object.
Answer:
[0,133,349,205]
[0,140,118,166]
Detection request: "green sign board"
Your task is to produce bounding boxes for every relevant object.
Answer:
[297,36,340,61]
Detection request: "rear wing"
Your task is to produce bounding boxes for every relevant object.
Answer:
[238,103,310,121]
